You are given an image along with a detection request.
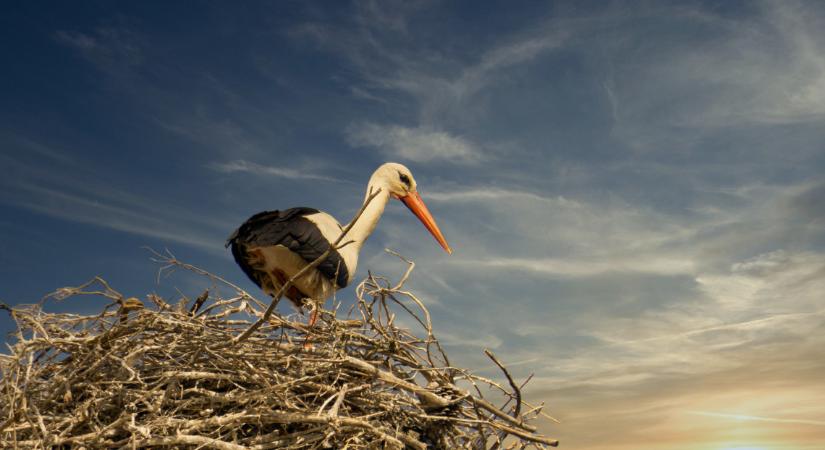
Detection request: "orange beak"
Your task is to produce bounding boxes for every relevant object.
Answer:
[399,191,452,254]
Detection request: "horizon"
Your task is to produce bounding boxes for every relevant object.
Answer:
[2,1,824,449]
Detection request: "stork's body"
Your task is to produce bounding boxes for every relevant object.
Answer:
[227,163,451,312]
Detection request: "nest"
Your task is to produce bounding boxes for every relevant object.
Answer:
[0,252,558,449]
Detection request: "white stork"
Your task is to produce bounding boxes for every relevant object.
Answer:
[226,162,451,323]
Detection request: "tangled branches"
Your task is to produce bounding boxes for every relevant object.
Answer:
[0,252,558,449]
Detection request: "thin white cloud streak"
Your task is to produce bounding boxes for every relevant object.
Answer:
[687,410,825,427]
[449,255,694,277]
[55,28,143,70]
[346,123,481,163]
[453,30,567,98]
[2,133,76,165]
[730,249,791,275]
[425,187,577,206]
[4,183,220,252]
[209,160,343,183]
[0,184,223,253]
[602,309,825,348]
[0,152,227,254]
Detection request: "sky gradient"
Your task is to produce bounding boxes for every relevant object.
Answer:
[2,1,825,449]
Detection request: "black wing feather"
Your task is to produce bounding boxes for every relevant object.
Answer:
[226,207,349,289]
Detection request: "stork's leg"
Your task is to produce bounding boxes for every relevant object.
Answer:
[308,306,320,327]
[303,300,319,350]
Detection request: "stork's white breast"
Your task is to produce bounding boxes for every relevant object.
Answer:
[304,212,359,283]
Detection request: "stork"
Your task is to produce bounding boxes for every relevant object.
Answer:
[226,162,451,325]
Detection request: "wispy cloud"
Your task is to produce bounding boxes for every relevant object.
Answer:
[453,29,567,98]
[2,133,76,164]
[427,187,583,207]
[0,149,226,254]
[346,123,481,164]
[289,2,569,151]
[688,410,825,427]
[209,159,343,182]
[5,182,220,252]
[449,255,695,277]
[602,1,825,158]
[415,184,697,268]
[55,27,143,70]
[603,308,825,348]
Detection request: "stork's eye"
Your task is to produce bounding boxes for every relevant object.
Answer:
[398,172,411,188]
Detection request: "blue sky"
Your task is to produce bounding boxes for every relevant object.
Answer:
[2,1,825,448]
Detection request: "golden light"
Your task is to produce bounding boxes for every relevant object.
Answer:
[689,410,825,426]
[720,447,766,450]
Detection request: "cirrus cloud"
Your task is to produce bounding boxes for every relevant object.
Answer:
[346,122,481,164]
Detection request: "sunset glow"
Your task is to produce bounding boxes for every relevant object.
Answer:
[691,411,825,427]
[720,447,766,450]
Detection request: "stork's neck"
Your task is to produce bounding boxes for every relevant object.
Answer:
[345,183,391,251]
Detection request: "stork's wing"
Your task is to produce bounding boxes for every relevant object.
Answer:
[226,207,350,289]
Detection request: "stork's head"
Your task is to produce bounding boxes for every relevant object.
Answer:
[372,162,418,198]
[371,162,452,254]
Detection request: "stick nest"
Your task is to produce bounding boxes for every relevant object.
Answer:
[1,252,558,449]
